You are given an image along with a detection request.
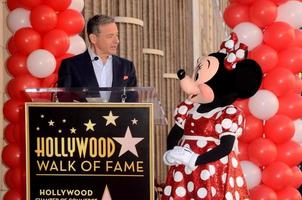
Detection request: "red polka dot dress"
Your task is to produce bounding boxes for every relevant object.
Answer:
[163,100,249,200]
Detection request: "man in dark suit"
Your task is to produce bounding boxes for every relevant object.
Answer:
[58,14,137,102]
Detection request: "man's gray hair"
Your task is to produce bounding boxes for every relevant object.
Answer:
[87,14,115,35]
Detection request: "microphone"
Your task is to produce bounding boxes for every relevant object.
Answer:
[92,56,99,62]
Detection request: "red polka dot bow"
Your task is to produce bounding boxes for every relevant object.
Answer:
[219,32,248,71]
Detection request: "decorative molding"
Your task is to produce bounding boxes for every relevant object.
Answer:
[114,16,144,27]
[142,48,164,56]
[163,73,178,79]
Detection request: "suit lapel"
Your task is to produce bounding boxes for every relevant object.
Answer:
[80,50,99,87]
[112,56,123,87]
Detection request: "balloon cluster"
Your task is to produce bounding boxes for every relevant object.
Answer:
[224,0,302,199]
[3,0,85,199]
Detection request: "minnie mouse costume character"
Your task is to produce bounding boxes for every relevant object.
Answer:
[162,33,263,200]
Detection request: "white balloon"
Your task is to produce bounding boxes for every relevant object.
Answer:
[233,22,263,51]
[7,8,31,33]
[240,160,262,189]
[248,90,279,120]
[276,0,302,28]
[293,119,302,143]
[27,49,56,78]
[68,0,84,12]
[67,35,87,55]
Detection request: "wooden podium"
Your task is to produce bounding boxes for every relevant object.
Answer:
[24,87,167,200]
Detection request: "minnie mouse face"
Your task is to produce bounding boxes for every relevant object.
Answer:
[179,56,220,103]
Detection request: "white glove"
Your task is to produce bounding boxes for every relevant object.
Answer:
[169,146,199,170]
[163,148,182,166]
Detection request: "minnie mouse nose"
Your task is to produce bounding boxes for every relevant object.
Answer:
[177,69,186,80]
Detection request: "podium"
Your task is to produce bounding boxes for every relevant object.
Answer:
[24,87,167,200]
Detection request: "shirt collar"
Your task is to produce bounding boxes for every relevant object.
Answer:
[88,48,112,62]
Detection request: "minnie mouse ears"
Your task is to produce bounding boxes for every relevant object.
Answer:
[219,32,248,71]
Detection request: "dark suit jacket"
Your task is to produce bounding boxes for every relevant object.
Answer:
[57,50,138,102]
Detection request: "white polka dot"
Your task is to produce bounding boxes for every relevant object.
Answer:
[222,173,227,184]
[197,139,207,148]
[174,171,183,182]
[232,158,238,168]
[225,192,233,200]
[211,187,216,196]
[227,53,236,62]
[236,128,243,136]
[185,99,193,105]
[197,188,207,198]
[184,144,190,149]
[236,176,244,187]
[191,122,195,126]
[226,107,237,114]
[220,48,227,54]
[200,170,210,181]
[215,124,223,133]
[235,191,240,200]
[209,165,216,176]
[238,115,243,125]
[229,177,235,188]
[175,186,186,197]
[232,63,237,69]
[222,118,232,129]
[216,111,223,119]
[164,185,172,196]
[220,156,228,164]
[185,166,193,175]
[207,148,213,152]
[230,123,238,132]
[191,130,195,133]
[169,197,173,200]
[225,40,235,49]
[236,49,245,59]
[177,117,183,123]
[187,181,194,192]
[178,105,188,115]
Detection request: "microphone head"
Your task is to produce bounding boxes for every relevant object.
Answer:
[92,56,99,62]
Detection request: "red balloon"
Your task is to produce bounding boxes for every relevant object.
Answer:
[7,0,23,10]
[30,5,58,33]
[5,167,23,189]
[262,67,295,96]
[4,124,17,143]
[248,138,277,166]
[292,76,302,94]
[238,141,248,160]
[249,0,277,28]
[278,93,302,120]
[234,99,250,116]
[263,22,295,51]
[293,29,302,49]
[236,0,256,4]
[3,190,22,200]
[277,141,302,167]
[14,28,41,55]
[277,187,302,200]
[290,166,302,188]
[3,99,24,123]
[55,53,74,73]
[41,74,58,88]
[6,53,29,77]
[248,44,278,73]
[18,0,42,9]
[42,29,70,57]
[2,144,22,168]
[6,75,41,100]
[277,47,302,74]
[270,0,288,5]
[240,115,263,143]
[262,162,293,191]
[264,115,294,144]
[7,37,19,55]
[250,184,277,200]
[223,3,250,29]
[43,0,71,11]
[56,9,85,35]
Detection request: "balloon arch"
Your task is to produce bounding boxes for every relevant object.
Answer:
[2,0,302,199]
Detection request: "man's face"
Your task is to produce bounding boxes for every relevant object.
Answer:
[91,23,119,55]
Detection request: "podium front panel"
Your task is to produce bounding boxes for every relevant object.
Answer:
[25,102,154,200]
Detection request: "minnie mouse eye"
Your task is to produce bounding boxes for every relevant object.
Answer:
[194,72,199,81]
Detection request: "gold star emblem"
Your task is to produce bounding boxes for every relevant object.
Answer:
[131,118,138,125]
[84,119,96,131]
[48,120,55,126]
[103,111,119,126]
[70,127,76,134]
